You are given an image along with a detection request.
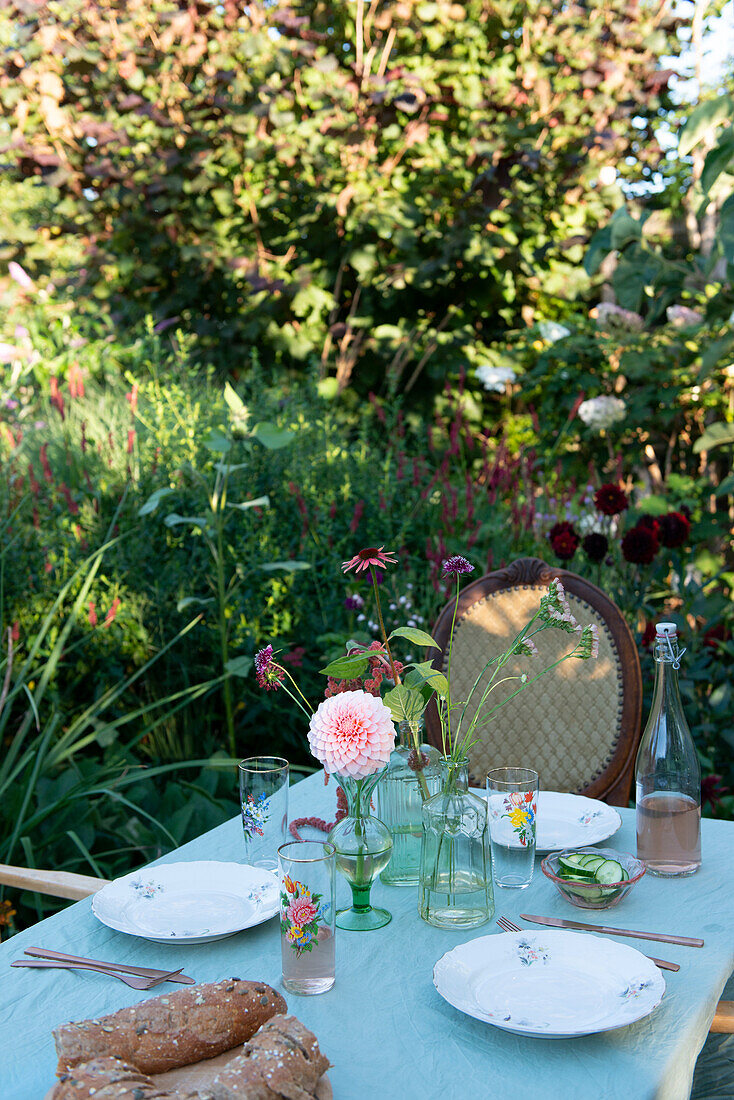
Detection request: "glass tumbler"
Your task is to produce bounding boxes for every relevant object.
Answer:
[278,841,336,995]
[238,756,289,871]
[486,767,539,889]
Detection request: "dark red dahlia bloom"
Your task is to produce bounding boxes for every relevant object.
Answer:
[640,621,656,648]
[657,511,691,549]
[701,774,729,812]
[549,521,579,560]
[621,525,659,565]
[703,623,730,649]
[582,532,609,563]
[594,483,629,517]
[636,514,660,536]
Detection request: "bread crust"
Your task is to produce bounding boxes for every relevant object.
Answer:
[54,980,287,1075]
[210,1014,331,1100]
[50,1015,329,1100]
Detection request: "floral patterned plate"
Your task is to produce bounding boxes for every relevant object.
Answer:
[92,861,279,944]
[433,930,665,1038]
[478,790,622,852]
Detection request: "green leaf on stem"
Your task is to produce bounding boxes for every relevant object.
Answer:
[383,685,426,724]
[226,496,270,511]
[260,561,311,572]
[225,656,253,677]
[389,626,439,648]
[693,421,734,454]
[138,487,175,516]
[177,596,215,611]
[164,514,210,530]
[202,428,232,453]
[250,422,294,449]
[404,662,448,697]
[319,654,370,678]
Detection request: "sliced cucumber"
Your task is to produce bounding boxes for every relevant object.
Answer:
[561,853,589,867]
[558,856,595,876]
[577,856,606,873]
[594,859,624,885]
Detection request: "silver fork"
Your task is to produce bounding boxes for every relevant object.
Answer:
[11,959,184,989]
[495,916,680,972]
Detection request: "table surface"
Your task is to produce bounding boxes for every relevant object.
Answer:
[1,772,733,1100]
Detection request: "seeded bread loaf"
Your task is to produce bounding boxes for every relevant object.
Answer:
[209,1014,330,1100]
[54,980,287,1076]
[50,1055,189,1098]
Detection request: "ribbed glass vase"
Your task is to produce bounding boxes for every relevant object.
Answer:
[377,720,441,887]
[418,757,494,929]
[327,769,393,930]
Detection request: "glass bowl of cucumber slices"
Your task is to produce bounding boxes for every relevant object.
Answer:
[541,847,646,909]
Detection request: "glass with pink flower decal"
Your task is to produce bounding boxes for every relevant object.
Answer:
[278,841,336,994]
[486,767,539,889]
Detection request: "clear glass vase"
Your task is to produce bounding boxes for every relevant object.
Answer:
[419,757,494,929]
[327,769,393,930]
[377,720,441,886]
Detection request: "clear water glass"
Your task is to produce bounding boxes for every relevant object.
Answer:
[278,841,336,995]
[238,756,289,871]
[486,767,539,889]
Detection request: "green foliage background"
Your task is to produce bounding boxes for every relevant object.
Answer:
[1,0,679,387]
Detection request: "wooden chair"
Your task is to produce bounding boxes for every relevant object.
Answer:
[424,556,642,805]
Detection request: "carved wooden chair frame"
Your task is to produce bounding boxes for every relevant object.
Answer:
[423,556,643,806]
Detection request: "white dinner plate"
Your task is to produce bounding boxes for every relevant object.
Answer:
[433,930,665,1038]
[475,789,622,852]
[92,861,280,944]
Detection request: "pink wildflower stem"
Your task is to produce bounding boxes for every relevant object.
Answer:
[275,664,313,719]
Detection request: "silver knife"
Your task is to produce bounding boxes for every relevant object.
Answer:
[520,912,703,948]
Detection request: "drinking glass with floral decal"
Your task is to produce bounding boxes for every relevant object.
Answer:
[279,840,336,994]
[486,767,539,888]
[238,756,289,871]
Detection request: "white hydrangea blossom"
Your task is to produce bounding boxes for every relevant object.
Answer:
[592,302,644,332]
[475,364,517,392]
[667,305,703,327]
[538,321,571,343]
[578,395,626,431]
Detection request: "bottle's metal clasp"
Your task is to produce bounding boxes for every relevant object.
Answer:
[661,630,686,669]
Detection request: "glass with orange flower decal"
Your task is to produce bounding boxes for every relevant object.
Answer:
[278,841,336,994]
[486,767,539,889]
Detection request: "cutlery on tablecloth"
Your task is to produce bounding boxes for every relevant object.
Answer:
[11,959,185,990]
[519,913,703,948]
[496,916,681,972]
[24,946,195,984]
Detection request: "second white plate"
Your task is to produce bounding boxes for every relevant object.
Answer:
[476,789,621,852]
[92,861,279,944]
[434,930,665,1038]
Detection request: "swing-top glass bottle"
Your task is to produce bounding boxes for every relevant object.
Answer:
[635,622,701,877]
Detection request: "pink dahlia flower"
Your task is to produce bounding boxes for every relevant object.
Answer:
[286,894,319,928]
[308,690,396,779]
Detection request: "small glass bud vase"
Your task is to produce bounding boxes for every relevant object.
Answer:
[328,769,393,931]
[419,757,494,929]
[377,719,442,886]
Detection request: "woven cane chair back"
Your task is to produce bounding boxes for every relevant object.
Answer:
[424,558,642,806]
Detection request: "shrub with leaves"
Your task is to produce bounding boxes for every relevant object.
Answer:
[1,0,681,388]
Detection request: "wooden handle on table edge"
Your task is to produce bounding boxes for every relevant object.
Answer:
[0,865,109,900]
[711,1002,734,1034]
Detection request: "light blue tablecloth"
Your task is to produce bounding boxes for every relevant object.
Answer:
[1,772,732,1100]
